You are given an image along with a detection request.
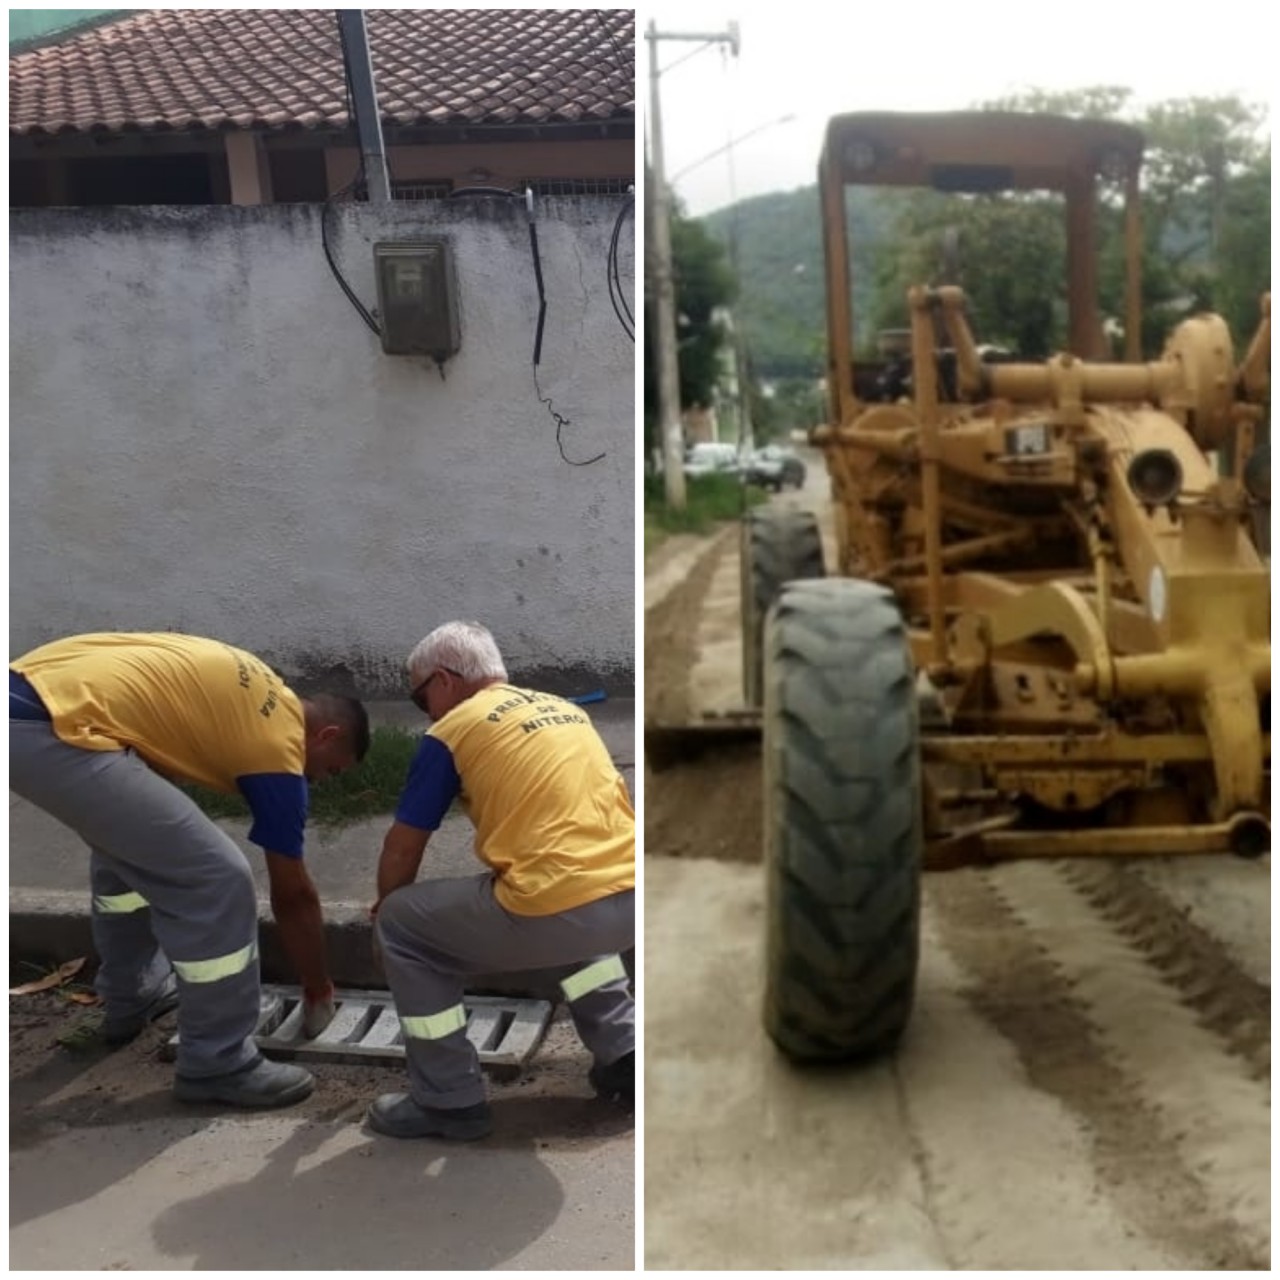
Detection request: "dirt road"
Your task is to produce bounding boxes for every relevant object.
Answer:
[642,456,1270,1270]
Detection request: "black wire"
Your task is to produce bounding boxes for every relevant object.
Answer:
[323,13,381,337]
[607,192,634,341]
[529,218,549,365]
[526,188,606,467]
[322,179,381,337]
[591,9,633,87]
[613,200,633,326]
[535,366,606,467]
[449,185,520,200]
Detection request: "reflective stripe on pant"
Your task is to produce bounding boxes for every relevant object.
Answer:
[90,852,172,1020]
[400,1004,467,1041]
[377,874,635,1110]
[11,720,262,1078]
[94,890,149,914]
[561,954,628,1001]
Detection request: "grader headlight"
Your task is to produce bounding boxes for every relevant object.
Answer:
[1127,448,1183,507]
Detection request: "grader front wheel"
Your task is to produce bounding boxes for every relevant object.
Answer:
[740,508,824,707]
[763,578,922,1061]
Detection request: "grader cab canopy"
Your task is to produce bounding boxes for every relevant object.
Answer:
[820,112,1147,418]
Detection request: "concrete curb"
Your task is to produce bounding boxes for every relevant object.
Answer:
[9,888,635,1002]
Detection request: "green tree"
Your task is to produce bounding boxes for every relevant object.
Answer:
[870,88,1270,357]
[1215,148,1271,347]
[976,84,1135,120]
[755,377,825,442]
[1140,97,1270,346]
[870,190,1068,356]
[644,196,736,460]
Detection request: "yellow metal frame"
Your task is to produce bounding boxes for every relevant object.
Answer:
[813,112,1271,860]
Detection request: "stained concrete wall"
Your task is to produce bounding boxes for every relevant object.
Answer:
[9,199,636,694]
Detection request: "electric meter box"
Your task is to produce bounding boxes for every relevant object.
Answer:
[372,241,460,359]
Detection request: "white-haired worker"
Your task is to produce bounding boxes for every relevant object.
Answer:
[366,620,635,1140]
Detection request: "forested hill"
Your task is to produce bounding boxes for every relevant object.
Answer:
[703,185,905,379]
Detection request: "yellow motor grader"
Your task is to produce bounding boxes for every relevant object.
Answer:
[665,111,1271,1063]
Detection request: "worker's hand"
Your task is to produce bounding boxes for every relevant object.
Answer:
[369,902,386,978]
[302,982,337,1039]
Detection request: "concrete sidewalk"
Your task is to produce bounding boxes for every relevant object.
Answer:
[9,698,636,996]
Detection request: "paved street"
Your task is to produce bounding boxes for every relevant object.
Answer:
[9,697,637,1270]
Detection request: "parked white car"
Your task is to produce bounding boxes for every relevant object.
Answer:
[683,442,742,479]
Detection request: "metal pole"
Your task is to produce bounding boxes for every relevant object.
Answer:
[646,22,739,511]
[337,10,391,204]
[646,20,687,510]
[725,134,752,457]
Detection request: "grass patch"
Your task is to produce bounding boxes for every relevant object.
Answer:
[184,724,423,826]
[644,472,767,540]
[644,511,669,558]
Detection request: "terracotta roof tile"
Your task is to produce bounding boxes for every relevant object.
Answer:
[10,8,635,136]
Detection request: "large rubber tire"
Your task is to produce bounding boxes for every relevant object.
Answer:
[762,578,922,1061]
[740,508,824,707]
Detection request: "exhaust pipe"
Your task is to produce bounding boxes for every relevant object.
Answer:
[1227,812,1270,859]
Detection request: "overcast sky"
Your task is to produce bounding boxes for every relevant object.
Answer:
[643,1,1275,216]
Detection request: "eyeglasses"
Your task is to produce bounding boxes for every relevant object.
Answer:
[409,667,461,713]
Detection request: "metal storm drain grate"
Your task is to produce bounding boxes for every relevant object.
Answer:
[166,984,553,1073]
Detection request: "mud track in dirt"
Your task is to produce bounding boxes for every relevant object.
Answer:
[643,525,762,862]
[643,497,1270,1270]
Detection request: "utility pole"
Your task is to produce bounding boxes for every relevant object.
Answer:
[337,10,391,204]
[724,140,753,460]
[646,20,739,512]
[670,113,793,462]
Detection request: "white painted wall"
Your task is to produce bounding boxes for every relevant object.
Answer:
[9,199,636,694]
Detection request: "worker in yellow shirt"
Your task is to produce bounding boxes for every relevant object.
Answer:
[9,632,369,1108]
[368,620,635,1140]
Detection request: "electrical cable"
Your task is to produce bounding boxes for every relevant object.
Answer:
[323,13,382,337]
[591,9,633,87]
[526,187,606,467]
[528,190,549,365]
[594,5,636,348]
[535,366,606,467]
[449,185,520,200]
[322,179,382,337]
[607,191,635,341]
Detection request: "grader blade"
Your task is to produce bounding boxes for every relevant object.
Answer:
[644,712,762,771]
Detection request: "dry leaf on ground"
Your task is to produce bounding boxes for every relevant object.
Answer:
[9,957,86,995]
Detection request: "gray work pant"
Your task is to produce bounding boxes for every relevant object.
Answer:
[9,720,261,1078]
[377,874,635,1109]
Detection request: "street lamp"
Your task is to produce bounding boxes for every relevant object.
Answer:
[667,114,796,188]
[667,113,797,460]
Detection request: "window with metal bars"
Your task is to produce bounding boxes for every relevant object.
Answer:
[391,180,452,201]
[520,177,633,197]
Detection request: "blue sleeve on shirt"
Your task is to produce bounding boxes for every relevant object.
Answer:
[394,735,461,831]
[237,773,309,858]
[9,670,51,720]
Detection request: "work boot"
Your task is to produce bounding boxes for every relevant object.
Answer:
[103,974,181,1046]
[366,1093,493,1141]
[589,1049,634,1105]
[173,1056,314,1109]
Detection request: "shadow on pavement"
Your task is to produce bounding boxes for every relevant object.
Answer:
[151,1111,570,1270]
